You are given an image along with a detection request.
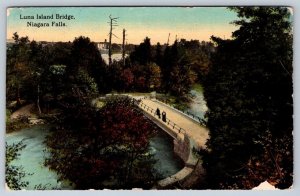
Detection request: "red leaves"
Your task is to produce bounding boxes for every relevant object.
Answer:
[120,69,134,90]
[45,97,158,189]
[136,76,146,90]
[99,101,155,148]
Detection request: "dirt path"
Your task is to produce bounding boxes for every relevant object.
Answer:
[10,104,35,121]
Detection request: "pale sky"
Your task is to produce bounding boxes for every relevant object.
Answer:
[7,7,239,44]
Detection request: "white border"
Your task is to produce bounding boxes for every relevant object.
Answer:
[1,1,299,196]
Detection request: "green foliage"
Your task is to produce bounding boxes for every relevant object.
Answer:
[202,7,293,189]
[6,141,61,190]
[155,42,163,66]
[73,67,99,95]
[164,40,191,96]
[6,109,12,124]
[5,141,29,190]
[70,36,103,71]
[6,34,107,109]
[130,37,153,65]
[125,37,212,95]
[148,63,162,90]
[69,36,106,94]
[160,39,213,96]
[6,31,212,107]
[6,33,30,104]
[49,64,66,75]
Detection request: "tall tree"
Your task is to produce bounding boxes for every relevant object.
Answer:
[69,36,106,93]
[155,42,163,67]
[161,40,194,96]
[6,33,30,105]
[130,37,152,65]
[202,7,293,189]
[148,63,162,90]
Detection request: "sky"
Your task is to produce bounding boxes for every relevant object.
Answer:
[7,7,239,44]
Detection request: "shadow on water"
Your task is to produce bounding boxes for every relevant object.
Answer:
[150,131,185,179]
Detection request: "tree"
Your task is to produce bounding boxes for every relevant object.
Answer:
[69,36,106,93]
[161,40,194,96]
[27,40,47,114]
[120,68,134,91]
[45,97,159,189]
[106,61,123,92]
[148,63,161,90]
[201,7,293,189]
[155,42,163,67]
[130,37,153,65]
[183,40,213,83]
[6,33,30,106]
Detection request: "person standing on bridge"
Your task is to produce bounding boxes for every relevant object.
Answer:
[162,111,166,122]
[156,108,161,119]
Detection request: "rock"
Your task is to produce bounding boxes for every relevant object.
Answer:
[28,118,45,125]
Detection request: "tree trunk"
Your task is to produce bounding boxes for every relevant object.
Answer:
[16,85,21,106]
[37,84,42,114]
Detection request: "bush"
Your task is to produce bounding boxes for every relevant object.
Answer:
[6,141,29,190]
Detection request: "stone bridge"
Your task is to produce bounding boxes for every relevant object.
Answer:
[127,94,210,189]
[101,93,209,188]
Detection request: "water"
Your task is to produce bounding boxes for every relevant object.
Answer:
[6,125,72,190]
[6,125,183,189]
[101,53,128,65]
[150,131,184,178]
[186,84,208,119]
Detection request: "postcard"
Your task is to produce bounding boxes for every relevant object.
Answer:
[5,6,293,190]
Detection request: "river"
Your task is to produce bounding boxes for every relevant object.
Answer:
[6,125,183,190]
[5,125,70,190]
[187,84,208,119]
[101,53,128,65]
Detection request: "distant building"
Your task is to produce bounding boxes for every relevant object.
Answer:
[96,39,109,54]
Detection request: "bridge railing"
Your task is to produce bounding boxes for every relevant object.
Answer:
[138,101,187,135]
[107,94,205,126]
[107,94,188,136]
[155,97,207,126]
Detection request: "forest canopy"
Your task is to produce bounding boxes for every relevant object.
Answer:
[201,7,293,189]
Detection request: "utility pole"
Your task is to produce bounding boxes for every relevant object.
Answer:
[167,33,170,45]
[108,15,119,66]
[122,28,126,67]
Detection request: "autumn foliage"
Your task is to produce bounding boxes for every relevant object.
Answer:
[45,96,159,189]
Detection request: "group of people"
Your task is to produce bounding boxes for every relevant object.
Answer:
[156,108,166,122]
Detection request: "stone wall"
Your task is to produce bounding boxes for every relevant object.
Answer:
[173,134,190,162]
[156,134,200,189]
